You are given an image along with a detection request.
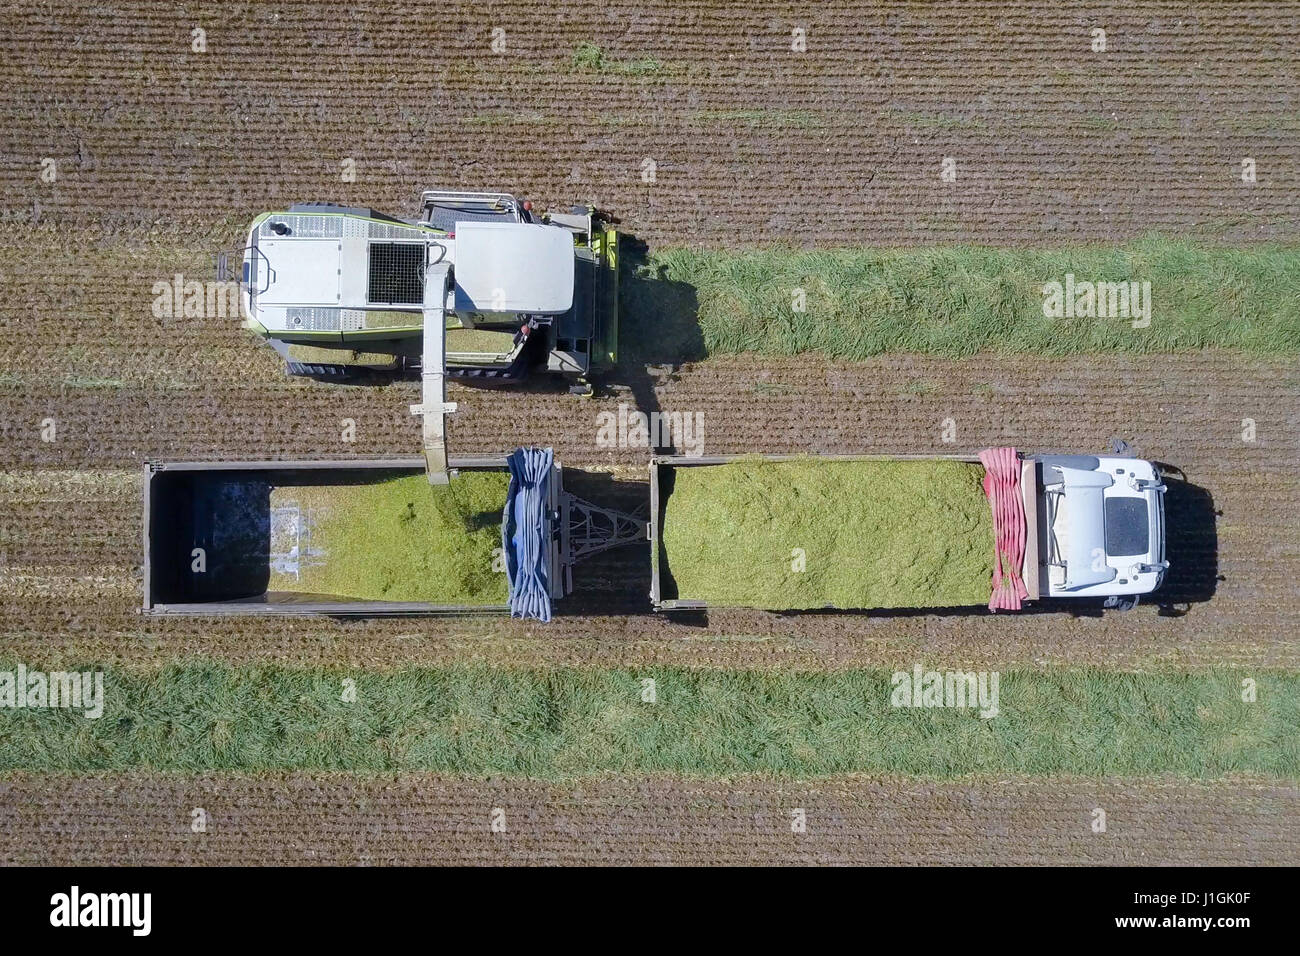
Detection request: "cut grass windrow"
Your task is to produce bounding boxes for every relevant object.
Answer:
[624,237,1300,362]
[1,663,1297,779]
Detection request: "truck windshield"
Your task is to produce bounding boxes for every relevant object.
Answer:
[1104,497,1149,557]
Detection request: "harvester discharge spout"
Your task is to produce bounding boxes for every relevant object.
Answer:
[411,261,458,484]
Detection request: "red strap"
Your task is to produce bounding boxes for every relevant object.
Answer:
[979,447,1029,612]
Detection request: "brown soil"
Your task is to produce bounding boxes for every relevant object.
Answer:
[3,1,1300,867]
[3,2,1298,246]
[1,772,1293,865]
[3,3,1297,673]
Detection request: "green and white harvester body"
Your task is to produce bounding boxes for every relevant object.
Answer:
[222,191,619,479]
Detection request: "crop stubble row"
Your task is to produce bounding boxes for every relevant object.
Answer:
[2,2,1299,245]
[4,353,1295,467]
[0,772,1294,865]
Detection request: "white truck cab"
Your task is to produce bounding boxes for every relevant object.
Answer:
[1036,454,1168,599]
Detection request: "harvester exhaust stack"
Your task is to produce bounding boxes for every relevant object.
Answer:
[411,261,458,484]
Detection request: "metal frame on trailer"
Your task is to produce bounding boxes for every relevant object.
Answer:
[419,190,525,230]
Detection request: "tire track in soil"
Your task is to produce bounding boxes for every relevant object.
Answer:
[2,773,1294,865]
[3,353,1298,670]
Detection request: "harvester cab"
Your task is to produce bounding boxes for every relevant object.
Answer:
[222,190,619,480]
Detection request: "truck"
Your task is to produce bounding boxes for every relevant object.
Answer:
[143,445,1169,620]
[220,190,618,481]
[649,450,1169,613]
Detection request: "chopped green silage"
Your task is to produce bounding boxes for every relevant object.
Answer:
[662,458,994,609]
[445,328,518,354]
[285,344,399,367]
[267,471,509,604]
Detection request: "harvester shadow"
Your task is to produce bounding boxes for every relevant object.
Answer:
[609,234,705,455]
[1151,468,1220,616]
[150,472,274,603]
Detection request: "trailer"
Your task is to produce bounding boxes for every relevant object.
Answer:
[142,449,642,620]
[649,450,1169,613]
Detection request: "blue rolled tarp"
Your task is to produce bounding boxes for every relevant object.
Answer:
[503,446,553,621]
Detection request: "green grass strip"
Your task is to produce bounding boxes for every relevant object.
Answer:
[622,237,1300,362]
[1,663,1297,779]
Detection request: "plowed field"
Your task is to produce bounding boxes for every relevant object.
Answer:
[4,351,1297,671]
[2,773,1295,865]
[3,1,1298,246]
